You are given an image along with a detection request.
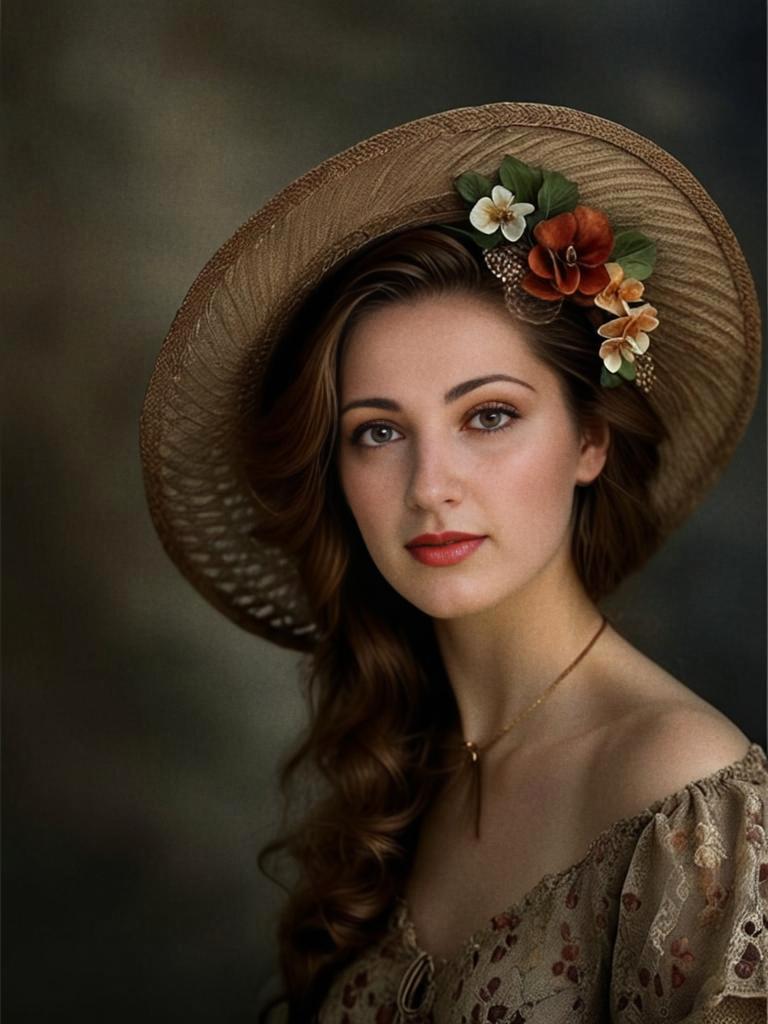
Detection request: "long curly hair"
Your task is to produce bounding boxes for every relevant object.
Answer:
[249,227,669,1021]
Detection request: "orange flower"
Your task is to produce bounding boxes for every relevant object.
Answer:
[597,303,659,373]
[522,205,614,302]
[594,262,645,316]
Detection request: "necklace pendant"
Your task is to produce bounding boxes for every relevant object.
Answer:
[473,753,482,840]
[463,740,482,840]
[456,616,607,845]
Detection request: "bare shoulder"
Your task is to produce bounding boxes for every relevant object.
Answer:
[586,695,752,827]
[620,701,749,773]
[564,624,755,829]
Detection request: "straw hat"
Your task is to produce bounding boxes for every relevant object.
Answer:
[139,101,762,652]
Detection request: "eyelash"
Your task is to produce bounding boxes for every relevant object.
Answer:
[349,401,521,448]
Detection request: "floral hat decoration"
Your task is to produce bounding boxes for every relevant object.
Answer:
[139,102,761,650]
[442,157,659,392]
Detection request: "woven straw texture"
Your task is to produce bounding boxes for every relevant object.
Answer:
[140,102,762,651]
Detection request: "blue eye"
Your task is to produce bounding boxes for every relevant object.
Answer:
[349,402,519,448]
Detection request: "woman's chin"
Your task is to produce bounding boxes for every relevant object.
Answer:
[395,580,512,622]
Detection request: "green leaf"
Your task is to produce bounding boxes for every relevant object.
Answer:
[610,230,657,280]
[600,366,624,389]
[618,358,637,381]
[536,170,579,219]
[498,156,543,205]
[471,227,502,249]
[526,209,545,228]
[453,171,494,205]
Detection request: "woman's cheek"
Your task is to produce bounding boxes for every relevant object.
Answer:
[499,442,578,532]
[339,460,393,533]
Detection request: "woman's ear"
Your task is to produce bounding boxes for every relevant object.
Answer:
[575,416,610,486]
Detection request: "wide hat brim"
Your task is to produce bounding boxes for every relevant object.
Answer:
[140,101,762,652]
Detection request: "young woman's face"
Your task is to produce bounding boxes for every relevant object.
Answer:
[335,290,607,620]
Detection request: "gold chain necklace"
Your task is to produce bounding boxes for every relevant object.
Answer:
[460,615,608,840]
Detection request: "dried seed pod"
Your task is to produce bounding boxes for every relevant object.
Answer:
[634,351,657,394]
[483,244,563,325]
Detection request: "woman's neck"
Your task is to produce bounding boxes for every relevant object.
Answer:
[432,550,604,754]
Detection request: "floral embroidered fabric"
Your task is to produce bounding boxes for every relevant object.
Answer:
[317,742,768,1023]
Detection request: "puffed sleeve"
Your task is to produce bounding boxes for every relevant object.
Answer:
[609,755,768,1023]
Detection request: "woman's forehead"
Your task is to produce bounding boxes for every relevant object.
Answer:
[339,292,541,391]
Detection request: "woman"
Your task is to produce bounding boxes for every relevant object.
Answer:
[140,103,767,1022]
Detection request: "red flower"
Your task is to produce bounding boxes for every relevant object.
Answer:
[522,205,613,302]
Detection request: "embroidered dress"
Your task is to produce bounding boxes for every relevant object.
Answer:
[316,742,768,1023]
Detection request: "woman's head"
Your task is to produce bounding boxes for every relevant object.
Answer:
[258,226,668,617]
[336,287,610,621]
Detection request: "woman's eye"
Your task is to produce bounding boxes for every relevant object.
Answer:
[468,406,518,432]
[352,423,404,447]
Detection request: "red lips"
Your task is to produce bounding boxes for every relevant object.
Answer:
[405,531,485,548]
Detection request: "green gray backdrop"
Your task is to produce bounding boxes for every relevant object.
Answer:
[4,1,766,1020]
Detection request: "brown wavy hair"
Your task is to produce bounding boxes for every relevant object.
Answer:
[249,227,668,1021]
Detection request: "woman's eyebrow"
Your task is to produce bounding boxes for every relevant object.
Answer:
[340,374,536,416]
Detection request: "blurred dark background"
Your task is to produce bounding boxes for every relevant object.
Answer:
[4,1,766,1020]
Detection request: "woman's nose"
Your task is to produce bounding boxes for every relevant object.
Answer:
[404,435,464,512]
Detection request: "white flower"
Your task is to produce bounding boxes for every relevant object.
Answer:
[469,185,535,243]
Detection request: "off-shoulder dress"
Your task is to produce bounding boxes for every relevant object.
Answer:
[317,742,768,1023]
